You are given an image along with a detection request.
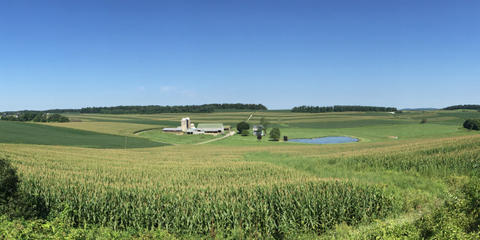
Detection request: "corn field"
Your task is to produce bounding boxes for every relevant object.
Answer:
[343,136,480,177]
[0,141,400,236]
[2,133,479,237]
[20,180,396,235]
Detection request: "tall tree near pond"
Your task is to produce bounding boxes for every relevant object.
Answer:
[269,128,281,141]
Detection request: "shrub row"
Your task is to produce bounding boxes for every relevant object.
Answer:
[359,178,480,239]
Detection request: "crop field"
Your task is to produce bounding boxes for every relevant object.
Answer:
[0,120,166,149]
[1,110,480,239]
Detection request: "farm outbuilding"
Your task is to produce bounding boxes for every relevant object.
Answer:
[162,127,182,132]
[181,117,191,132]
[197,123,224,134]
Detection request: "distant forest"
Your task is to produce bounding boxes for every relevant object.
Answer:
[443,105,480,111]
[0,112,69,122]
[291,105,398,113]
[3,104,268,115]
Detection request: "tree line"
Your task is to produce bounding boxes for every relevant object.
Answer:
[78,104,267,114]
[1,104,267,115]
[0,112,69,122]
[444,105,480,111]
[291,105,397,113]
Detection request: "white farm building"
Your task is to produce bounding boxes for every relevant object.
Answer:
[163,118,224,135]
[196,123,224,134]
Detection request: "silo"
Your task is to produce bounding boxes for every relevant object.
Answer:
[181,117,190,132]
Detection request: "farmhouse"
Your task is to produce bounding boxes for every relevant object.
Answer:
[252,125,264,136]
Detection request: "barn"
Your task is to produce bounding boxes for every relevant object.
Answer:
[162,127,182,133]
[196,123,224,134]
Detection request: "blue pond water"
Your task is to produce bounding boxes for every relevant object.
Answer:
[289,136,358,144]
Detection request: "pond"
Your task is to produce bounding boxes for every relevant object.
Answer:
[289,136,358,144]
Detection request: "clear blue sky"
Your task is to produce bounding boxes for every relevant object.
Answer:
[1,0,479,111]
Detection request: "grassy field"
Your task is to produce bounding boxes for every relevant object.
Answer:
[1,110,479,238]
[0,120,166,149]
[138,130,224,145]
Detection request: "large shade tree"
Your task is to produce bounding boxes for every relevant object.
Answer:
[464,119,480,130]
[269,128,281,141]
[236,121,250,134]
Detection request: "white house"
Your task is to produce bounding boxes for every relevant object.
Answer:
[252,125,264,136]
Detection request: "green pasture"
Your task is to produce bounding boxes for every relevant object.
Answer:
[59,110,480,146]
[4,110,477,147]
[0,120,167,149]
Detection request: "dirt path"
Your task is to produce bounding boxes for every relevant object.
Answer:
[195,130,236,145]
[246,112,254,122]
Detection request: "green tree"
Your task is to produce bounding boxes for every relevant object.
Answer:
[241,129,250,136]
[463,119,480,130]
[47,114,70,122]
[32,114,47,122]
[260,117,269,135]
[269,128,281,141]
[474,121,480,131]
[236,121,250,133]
[464,119,474,129]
